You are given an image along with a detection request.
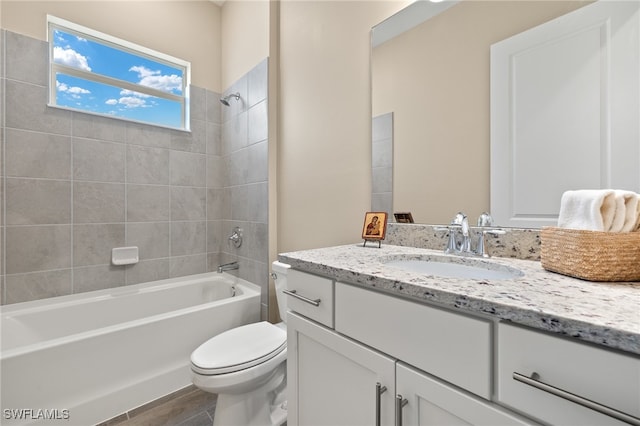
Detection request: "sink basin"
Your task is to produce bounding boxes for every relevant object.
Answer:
[383,256,524,281]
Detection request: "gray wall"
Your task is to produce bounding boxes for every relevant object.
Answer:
[218,58,270,319]
[0,30,269,316]
[372,112,393,215]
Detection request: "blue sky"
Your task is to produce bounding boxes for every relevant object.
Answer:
[53,29,185,128]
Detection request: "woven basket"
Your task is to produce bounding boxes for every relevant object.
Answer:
[540,227,640,282]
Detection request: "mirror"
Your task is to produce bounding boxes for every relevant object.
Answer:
[371,0,594,225]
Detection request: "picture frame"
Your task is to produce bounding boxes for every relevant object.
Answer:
[362,212,388,241]
[394,212,414,223]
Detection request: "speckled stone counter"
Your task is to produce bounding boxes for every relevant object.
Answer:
[278,243,640,355]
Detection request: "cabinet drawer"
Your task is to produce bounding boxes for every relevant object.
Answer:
[497,322,640,426]
[335,282,492,399]
[286,269,334,328]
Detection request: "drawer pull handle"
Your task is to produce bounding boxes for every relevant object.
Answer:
[395,394,408,426]
[375,382,387,426]
[513,372,640,426]
[283,289,321,307]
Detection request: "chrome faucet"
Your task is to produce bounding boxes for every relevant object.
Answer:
[444,212,465,254]
[217,261,239,273]
[441,212,504,257]
[459,214,473,254]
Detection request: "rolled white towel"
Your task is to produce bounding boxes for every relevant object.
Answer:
[633,195,640,232]
[557,189,617,231]
[615,190,640,232]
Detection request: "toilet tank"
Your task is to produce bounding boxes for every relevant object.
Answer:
[271,261,291,323]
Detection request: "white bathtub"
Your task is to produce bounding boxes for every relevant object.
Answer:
[0,272,261,426]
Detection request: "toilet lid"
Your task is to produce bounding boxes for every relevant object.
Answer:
[191,321,286,375]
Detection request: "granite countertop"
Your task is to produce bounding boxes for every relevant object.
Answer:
[278,243,640,355]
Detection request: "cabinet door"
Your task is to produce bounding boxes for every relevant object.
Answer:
[396,363,537,426]
[287,312,396,426]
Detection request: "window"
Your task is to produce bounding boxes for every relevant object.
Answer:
[47,16,191,131]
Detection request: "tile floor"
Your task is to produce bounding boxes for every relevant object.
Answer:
[98,386,217,426]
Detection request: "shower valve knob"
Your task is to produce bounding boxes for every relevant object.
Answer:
[228,227,243,248]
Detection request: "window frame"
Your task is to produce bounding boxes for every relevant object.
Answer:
[47,15,191,131]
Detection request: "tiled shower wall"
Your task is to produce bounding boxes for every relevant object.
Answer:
[371,112,393,215]
[218,58,270,319]
[0,30,269,316]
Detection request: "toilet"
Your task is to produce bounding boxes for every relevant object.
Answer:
[190,261,290,426]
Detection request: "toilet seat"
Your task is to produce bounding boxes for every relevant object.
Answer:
[191,321,286,375]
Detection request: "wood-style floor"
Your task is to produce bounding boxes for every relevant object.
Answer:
[98,386,217,426]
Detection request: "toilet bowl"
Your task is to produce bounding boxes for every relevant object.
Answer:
[191,261,291,426]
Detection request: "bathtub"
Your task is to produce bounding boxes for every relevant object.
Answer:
[0,272,261,426]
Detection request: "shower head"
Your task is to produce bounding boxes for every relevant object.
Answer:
[220,92,241,106]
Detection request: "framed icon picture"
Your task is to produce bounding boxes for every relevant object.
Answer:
[362,212,388,240]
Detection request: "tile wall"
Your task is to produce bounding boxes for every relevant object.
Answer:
[0,30,270,317]
[371,112,393,215]
[218,58,270,319]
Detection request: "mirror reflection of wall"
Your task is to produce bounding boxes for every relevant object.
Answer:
[372,112,393,215]
[372,1,590,225]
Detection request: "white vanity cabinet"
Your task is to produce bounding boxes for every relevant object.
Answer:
[287,312,396,426]
[286,271,535,426]
[334,280,492,399]
[497,322,640,426]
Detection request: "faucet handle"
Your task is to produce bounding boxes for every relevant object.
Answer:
[228,227,243,248]
[459,218,472,253]
[475,229,506,257]
[441,213,467,254]
[451,212,466,225]
[477,212,494,227]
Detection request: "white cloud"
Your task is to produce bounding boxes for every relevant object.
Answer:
[53,46,91,71]
[104,87,154,109]
[129,65,182,93]
[105,87,158,109]
[129,65,157,78]
[119,96,147,108]
[67,86,90,95]
[53,30,67,44]
[107,96,149,109]
[120,89,151,98]
[56,80,91,97]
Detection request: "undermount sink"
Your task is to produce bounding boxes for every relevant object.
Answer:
[383,255,524,281]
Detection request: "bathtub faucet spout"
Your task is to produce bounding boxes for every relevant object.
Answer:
[218,261,239,273]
